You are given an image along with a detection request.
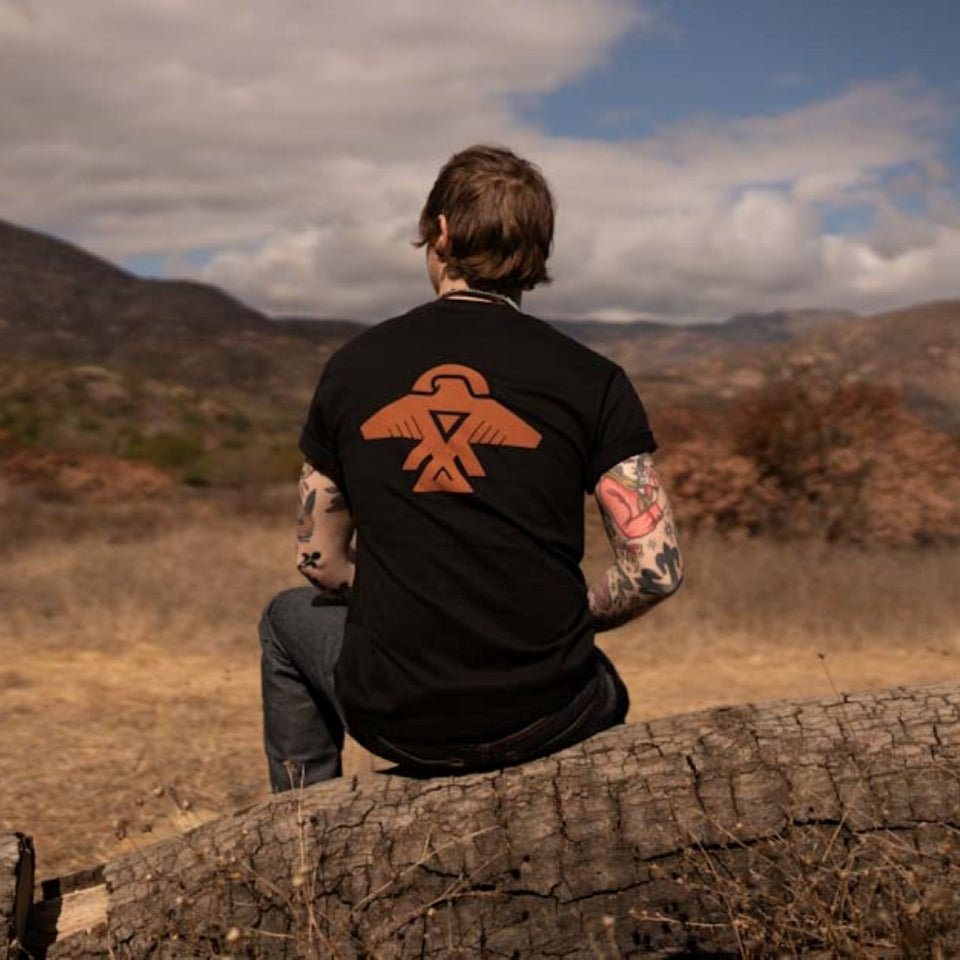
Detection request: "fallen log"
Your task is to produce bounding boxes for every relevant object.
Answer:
[15,681,960,958]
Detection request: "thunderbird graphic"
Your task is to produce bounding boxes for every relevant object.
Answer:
[360,364,542,493]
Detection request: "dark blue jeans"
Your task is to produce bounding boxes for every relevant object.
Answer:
[259,586,629,792]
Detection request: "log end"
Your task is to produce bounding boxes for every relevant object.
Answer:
[0,833,34,960]
[22,866,108,958]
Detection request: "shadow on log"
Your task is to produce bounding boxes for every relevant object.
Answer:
[10,681,960,958]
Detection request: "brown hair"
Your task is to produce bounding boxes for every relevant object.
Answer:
[416,145,554,292]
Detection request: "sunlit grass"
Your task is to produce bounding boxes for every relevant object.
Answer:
[1,484,958,878]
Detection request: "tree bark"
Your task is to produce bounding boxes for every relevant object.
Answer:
[22,682,960,958]
[0,833,33,960]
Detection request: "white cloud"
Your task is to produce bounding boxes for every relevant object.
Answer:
[2,1,958,321]
[527,79,960,319]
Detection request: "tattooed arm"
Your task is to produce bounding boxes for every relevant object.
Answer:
[296,462,355,601]
[587,453,684,632]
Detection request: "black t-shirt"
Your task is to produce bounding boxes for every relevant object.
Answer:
[300,298,656,745]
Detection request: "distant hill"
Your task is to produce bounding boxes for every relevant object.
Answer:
[779,299,960,435]
[0,220,357,486]
[644,299,959,433]
[0,218,866,388]
[553,308,855,348]
[0,219,349,398]
[550,297,960,438]
[1,218,957,494]
[552,308,859,381]
[275,316,370,340]
[0,218,271,336]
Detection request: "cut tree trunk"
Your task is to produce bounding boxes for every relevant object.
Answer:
[0,833,33,960]
[18,682,960,958]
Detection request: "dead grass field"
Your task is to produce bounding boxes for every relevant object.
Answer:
[1,481,958,881]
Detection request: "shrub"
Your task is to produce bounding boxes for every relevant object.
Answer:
[658,378,960,546]
[125,431,205,471]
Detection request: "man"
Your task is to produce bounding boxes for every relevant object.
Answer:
[260,145,683,791]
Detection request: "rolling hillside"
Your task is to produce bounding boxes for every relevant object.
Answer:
[0,219,351,400]
[1,219,957,540]
[2,218,957,429]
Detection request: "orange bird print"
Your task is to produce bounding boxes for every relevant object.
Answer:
[360,364,542,493]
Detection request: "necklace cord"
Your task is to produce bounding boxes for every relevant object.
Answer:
[439,288,521,312]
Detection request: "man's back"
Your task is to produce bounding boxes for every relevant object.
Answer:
[300,297,656,745]
[260,144,681,791]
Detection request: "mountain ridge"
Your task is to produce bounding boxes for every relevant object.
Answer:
[0,217,864,344]
[1,219,958,542]
[1,217,957,431]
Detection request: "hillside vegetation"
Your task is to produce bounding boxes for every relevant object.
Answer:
[657,376,960,546]
[0,353,303,489]
[1,218,958,544]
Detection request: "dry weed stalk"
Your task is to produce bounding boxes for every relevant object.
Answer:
[632,700,960,959]
[160,777,510,959]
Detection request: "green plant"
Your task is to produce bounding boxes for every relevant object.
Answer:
[125,431,206,471]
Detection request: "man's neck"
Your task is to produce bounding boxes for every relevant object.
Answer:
[436,277,522,308]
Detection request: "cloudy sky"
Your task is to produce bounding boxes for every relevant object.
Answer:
[3,0,959,322]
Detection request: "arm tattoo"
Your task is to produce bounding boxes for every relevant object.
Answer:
[638,543,682,596]
[589,453,683,632]
[297,489,316,543]
[597,456,665,539]
[297,463,318,542]
[297,549,353,602]
[296,462,355,602]
[324,483,348,513]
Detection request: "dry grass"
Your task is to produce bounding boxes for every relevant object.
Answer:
[1,480,959,882]
[629,819,960,958]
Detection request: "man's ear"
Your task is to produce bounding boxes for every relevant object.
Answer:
[435,213,449,257]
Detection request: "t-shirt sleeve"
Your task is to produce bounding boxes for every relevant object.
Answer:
[587,367,658,492]
[299,371,344,488]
